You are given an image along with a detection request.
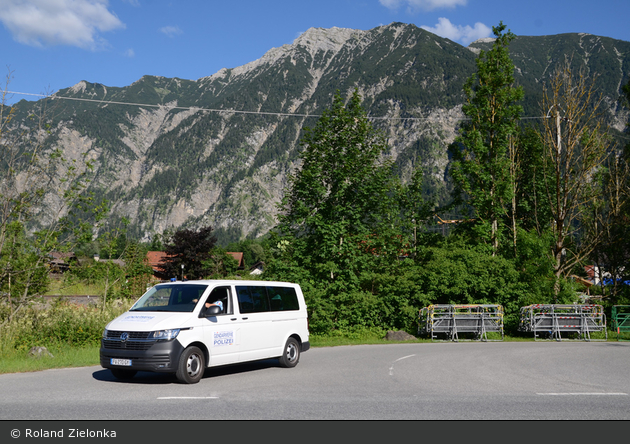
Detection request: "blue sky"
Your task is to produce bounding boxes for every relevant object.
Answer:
[2,0,629,104]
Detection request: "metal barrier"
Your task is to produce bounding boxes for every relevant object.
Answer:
[518,304,607,341]
[418,304,504,341]
[612,305,630,341]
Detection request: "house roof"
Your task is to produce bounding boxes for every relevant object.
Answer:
[227,252,245,268]
[49,251,77,260]
[146,251,170,271]
[146,251,245,272]
[250,261,265,275]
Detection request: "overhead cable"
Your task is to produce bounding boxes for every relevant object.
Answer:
[0,90,588,123]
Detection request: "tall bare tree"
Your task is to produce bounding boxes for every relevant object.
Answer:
[540,58,611,299]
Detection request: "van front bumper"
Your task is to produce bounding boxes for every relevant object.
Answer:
[100,339,185,373]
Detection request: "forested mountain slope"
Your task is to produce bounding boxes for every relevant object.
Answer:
[10,23,630,244]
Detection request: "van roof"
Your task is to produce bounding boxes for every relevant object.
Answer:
[157,279,299,286]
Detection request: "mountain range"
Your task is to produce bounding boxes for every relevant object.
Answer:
[10,22,630,244]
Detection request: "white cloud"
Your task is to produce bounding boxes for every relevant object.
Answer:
[159,25,183,38]
[421,18,491,45]
[0,0,125,49]
[124,48,135,58]
[379,0,467,12]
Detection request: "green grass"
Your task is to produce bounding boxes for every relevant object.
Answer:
[309,330,618,346]
[310,336,407,347]
[0,297,134,375]
[44,279,106,296]
[614,331,630,341]
[0,344,100,374]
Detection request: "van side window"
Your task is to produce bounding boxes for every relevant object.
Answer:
[236,286,270,313]
[267,287,299,311]
[249,286,270,312]
[235,285,299,313]
[236,286,253,313]
[205,287,232,315]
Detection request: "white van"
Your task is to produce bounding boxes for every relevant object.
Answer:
[100,280,310,384]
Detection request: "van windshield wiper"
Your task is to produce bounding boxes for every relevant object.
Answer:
[130,307,171,312]
[130,306,193,313]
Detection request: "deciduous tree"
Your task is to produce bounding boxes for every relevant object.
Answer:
[278,89,401,283]
[589,79,630,304]
[159,226,217,280]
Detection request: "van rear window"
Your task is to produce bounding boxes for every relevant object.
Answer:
[267,286,300,311]
[235,286,299,313]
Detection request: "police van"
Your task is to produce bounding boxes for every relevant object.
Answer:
[100,280,310,384]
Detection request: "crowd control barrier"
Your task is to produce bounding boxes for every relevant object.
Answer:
[518,304,607,341]
[612,305,630,341]
[418,304,504,341]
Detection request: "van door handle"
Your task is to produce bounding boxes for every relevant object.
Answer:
[230,318,237,321]
[242,317,248,320]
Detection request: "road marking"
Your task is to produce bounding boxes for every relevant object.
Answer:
[389,354,416,376]
[536,393,628,396]
[158,397,219,400]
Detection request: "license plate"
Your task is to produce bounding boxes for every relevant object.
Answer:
[111,358,132,366]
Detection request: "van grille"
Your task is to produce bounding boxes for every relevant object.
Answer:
[103,330,155,350]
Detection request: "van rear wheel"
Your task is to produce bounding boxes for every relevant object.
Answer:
[176,346,205,384]
[279,337,300,368]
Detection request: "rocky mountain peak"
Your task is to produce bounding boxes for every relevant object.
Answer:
[201,26,366,81]
[292,26,365,53]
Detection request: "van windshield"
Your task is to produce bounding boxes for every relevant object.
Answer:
[130,284,209,312]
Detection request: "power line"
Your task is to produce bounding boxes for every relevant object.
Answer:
[7,90,630,143]
[4,90,475,122]
[4,90,621,126]
[6,90,323,119]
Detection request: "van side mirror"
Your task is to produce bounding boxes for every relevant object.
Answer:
[200,305,221,317]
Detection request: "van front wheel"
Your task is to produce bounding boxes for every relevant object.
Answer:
[176,346,205,384]
[279,337,300,368]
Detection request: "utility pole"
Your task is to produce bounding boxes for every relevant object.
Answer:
[556,106,562,158]
[548,103,567,302]
[7,262,11,323]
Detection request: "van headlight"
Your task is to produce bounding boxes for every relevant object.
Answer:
[149,329,180,341]
[102,328,109,339]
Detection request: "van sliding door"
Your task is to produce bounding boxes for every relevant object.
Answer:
[202,286,241,366]
[234,285,283,362]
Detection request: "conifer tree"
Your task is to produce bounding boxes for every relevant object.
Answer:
[448,22,524,254]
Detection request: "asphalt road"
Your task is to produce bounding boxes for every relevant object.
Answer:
[1,341,629,420]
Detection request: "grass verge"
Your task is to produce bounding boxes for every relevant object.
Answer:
[0,344,100,375]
